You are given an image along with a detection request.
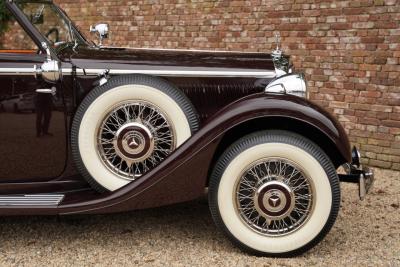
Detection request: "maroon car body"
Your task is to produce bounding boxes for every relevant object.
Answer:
[0,0,374,257]
[0,0,362,214]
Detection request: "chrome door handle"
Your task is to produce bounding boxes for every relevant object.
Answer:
[36,87,56,95]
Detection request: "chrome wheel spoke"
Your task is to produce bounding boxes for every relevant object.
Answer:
[235,158,314,236]
[97,101,176,181]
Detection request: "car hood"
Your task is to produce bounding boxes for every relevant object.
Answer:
[63,46,276,74]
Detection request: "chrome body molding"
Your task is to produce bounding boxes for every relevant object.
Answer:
[64,68,277,78]
[101,46,278,54]
[265,73,308,98]
[0,68,35,75]
[0,68,276,78]
[0,194,65,206]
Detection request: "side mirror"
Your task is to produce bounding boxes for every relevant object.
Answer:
[90,23,109,46]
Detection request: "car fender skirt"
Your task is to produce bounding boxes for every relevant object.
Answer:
[6,93,350,215]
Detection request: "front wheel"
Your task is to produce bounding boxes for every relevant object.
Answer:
[209,130,340,257]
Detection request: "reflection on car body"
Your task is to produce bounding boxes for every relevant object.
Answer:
[0,93,35,113]
[0,0,375,257]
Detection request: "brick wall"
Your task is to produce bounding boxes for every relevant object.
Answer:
[0,20,37,50]
[38,1,400,169]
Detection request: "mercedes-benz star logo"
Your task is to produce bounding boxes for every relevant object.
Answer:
[128,137,140,149]
[269,195,281,207]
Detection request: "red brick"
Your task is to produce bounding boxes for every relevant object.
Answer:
[369,160,392,168]
[10,0,394,170]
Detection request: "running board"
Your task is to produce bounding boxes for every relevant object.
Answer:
[0,194,65,206]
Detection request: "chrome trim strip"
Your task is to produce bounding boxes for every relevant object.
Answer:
[0,68,276,78]
[0,194,65,206]
[0,67,35,75]
[62,68,276,78]
[103,46,272,54]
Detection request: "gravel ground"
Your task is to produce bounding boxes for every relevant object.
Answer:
[0,168,399,266]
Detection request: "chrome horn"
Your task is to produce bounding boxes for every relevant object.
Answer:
[34,42,61,83]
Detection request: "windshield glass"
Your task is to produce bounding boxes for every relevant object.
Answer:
[16,1,88,49]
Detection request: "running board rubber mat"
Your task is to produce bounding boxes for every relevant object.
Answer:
[0,194,65,206]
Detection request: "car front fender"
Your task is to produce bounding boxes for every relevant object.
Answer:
[52,93,351,215]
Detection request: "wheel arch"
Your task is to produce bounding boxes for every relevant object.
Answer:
[208,116,348,184]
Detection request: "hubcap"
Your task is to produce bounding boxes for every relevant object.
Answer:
[114,122,154,164]
[235,158,314,236]
[254,181,295,220]
[97,101,176,180]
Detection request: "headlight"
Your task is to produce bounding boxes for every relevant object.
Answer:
[265,73,308,99]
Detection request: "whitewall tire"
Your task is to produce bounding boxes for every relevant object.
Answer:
[208,130,340,257]
[71,75,199,192]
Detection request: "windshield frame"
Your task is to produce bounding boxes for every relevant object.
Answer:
[14,0,91,54]
[53,3,92,47]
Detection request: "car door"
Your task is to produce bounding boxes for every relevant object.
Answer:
[0,6,66,182]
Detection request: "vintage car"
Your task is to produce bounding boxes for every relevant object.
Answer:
[0,0,374,257]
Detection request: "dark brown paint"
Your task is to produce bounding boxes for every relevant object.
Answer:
[67,46,275,71]
[0,1,352,216]
[0,52,68,182]
[0,94,350,215]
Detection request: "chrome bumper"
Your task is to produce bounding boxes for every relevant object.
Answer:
[338,147,375,200]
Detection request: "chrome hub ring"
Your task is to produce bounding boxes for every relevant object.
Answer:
[97,100,176,181]
[113,122,155,164]
[235,158,314,236]
[254,181,295,220]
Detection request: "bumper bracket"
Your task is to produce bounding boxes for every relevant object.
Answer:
[338,147,374,200]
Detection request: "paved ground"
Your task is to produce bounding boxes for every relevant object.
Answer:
[0,169,399,266]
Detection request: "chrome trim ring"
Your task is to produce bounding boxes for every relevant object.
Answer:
[234,158,314,237]
[97,100,176,180]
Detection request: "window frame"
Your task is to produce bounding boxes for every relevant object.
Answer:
[5,1,59,59]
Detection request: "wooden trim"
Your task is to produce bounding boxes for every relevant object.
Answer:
[0,49,36,54]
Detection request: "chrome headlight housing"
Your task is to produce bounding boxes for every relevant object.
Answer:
[265,73,308,99]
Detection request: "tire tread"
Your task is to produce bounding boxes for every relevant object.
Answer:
[208,130,340,257]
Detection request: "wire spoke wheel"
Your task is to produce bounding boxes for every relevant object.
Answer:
[209,131,339,256]
[97,100,176,180]
[72,75,199,192]
[235,158,314,236]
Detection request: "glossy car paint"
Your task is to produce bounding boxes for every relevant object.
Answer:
[0,52,68,181]
[0,1,352,216]
[0,93,350,215]
[59,45,276,122]
[66,46,276,71]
